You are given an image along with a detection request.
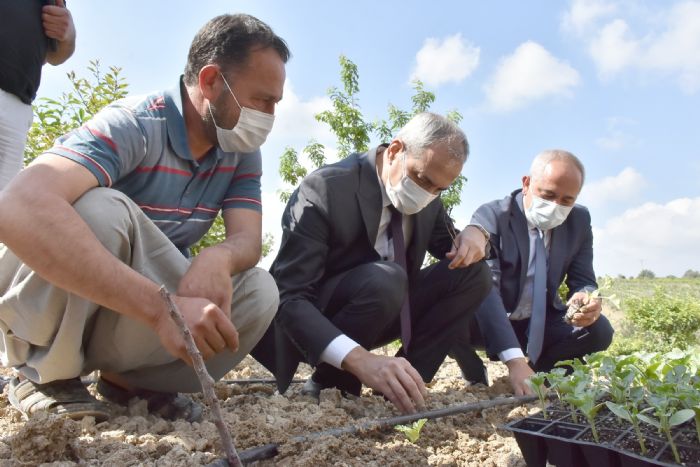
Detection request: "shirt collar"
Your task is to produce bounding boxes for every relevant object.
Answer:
[162,76,223,168]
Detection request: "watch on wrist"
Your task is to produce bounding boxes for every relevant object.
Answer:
[468,223,491,242]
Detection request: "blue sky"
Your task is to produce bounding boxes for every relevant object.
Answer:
[38,0,700,277]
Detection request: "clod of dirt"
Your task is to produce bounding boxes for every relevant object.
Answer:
[564,298,583,324]
[9,412,80,463]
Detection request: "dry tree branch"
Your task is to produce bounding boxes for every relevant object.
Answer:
[159,286,241,467]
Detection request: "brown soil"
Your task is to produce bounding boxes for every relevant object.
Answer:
[0,354,535,466]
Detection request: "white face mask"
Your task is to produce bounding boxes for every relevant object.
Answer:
[208,73,275,153]
[525,194,573,231]
[386,152,438,215]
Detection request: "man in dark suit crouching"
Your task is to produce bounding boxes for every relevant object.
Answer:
[253,112,492,414]
[451,150,614,396]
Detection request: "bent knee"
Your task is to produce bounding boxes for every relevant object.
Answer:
[365,261,408,311]
[239,267,279,321]
[589,315,615,351]
[73,188,137,241]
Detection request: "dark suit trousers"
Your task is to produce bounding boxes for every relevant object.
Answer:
[453,308,614,380]
[312,259,492,395]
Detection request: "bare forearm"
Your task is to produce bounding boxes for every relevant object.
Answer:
[0,191,164,327]
[46,36,75,65]
[216,233,261,276]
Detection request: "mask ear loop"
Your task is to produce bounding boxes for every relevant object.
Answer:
[219,72,243,110]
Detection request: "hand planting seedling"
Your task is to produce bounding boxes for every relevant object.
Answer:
[564,277,620,325]
[394,418,428,443]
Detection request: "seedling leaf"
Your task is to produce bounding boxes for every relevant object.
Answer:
[394,418,427,443]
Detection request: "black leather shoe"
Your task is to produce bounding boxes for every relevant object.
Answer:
[300,378,322,401]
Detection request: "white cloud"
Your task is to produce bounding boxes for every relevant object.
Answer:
[595,116,637,150]
[484,41,581,112]
[578,167,646,208]
[588,19,640,78]
[593,197,700,276]
[561,0,617,35]
[410,34,480,87]
[566,1,700,93]
[645,1,700,93]
[272,82,333,142]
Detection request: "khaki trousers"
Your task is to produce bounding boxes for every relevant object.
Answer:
[0,188,278,393]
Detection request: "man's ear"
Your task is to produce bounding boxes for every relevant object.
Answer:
[521,175,531,194]
[198,64,222,102]
[386,140,404,165]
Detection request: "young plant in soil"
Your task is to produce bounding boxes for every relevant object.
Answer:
[563,277,620,325]
[546,368,581,423]
[638,392,695,464]
[605,387,648,455]
[394,418,427,443]
[566,378,604,443]
[525,372,550,419]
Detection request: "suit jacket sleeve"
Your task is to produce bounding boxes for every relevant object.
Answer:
[471,201,522,355]
[564,207,597,297]
[270,175,344,366]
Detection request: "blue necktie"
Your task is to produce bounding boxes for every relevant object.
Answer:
[528,230,547,364]
[389,207,412,351]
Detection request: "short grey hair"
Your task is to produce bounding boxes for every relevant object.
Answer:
[530,149,586,186]
[395,112,468,162]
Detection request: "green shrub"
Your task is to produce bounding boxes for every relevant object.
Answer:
[622,288,700,352]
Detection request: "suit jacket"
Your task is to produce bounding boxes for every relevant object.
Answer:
[253,146,456,392]
[470,189,597,355]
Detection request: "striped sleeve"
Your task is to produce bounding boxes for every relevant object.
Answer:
[222,150,262,212]
[47,104,146,186]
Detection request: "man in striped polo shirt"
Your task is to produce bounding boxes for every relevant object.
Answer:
[0,14,288,422]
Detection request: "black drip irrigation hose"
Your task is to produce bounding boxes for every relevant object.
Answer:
[209,394,539,466]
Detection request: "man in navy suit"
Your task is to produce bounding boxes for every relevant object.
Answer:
[451,149,614,395]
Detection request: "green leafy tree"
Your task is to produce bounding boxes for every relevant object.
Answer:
[637,269,656,279]
[25,60,129,165]
[683,269,700,279]
[277,55,467,216]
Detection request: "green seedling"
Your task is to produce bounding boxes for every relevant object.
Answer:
[638,394,695,464]
[606,395,648,455]
[564,277,620,325]
[567,380,604,443]
[526,372,549,419]
[547,367,581,423]
[394,418,427,443]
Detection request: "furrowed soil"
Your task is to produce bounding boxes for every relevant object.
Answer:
[0,354,534,466]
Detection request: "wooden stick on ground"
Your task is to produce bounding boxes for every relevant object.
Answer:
[159,286,241,467]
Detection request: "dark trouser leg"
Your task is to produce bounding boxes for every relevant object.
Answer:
[312,261,407,395]
[384,259,492,383]
[450,324,489,385]
[533,313,614,372]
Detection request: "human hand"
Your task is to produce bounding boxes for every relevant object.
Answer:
[178,245,233,317]
[342,348,427,414]
[42,0,75,43]
[154,295,239,364]
[567,291,602,328]
[506,358,535,396]
[446,225,487,269]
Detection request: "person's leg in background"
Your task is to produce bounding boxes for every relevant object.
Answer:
[0,89,33,190]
